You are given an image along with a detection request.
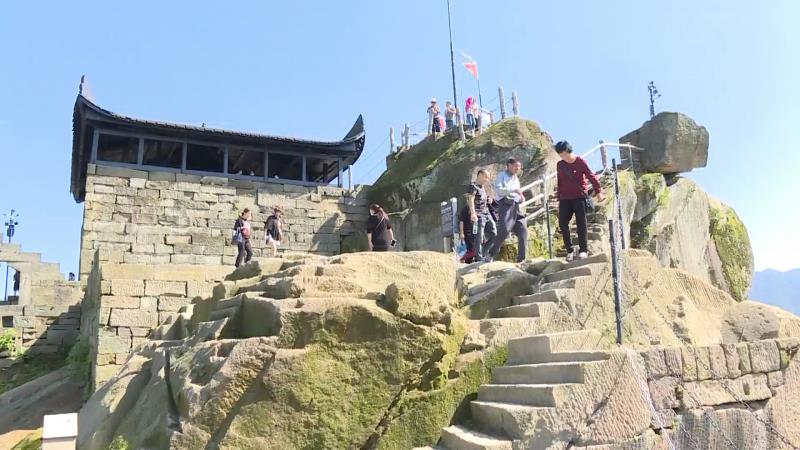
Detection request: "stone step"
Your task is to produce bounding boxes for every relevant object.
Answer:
[479,318,543,347]
[507,330,604,365]
[470,401,550,440]
[513,289,565,306]
[439,425,513,450]
[510,349,610,365]
[538,278,577,292]
[543,265,594,284]
[478,383,577,407]
[562,253,609,270]
[491,361,598,384]
[492,302,559,319]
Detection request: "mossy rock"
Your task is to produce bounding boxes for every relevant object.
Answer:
[11,429,42,450]
[709,198,753,301]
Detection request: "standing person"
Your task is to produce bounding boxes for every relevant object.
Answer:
[458,203,477,263]
[233,208,253,267]
[13,270,20,296]
[366,204,396,252]
[465,97,475,131]
[466,169,496,261]
[445,101,457,130]
[487,158,528,263]
[427,99,441,134]
[555,140,605,261]
[265,206,283,257]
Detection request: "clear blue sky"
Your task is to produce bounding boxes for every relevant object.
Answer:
[1,1,798,280]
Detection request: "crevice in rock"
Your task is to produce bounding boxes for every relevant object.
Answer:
[165,348,183,433]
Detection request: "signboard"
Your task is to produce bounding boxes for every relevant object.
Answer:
[440,197,458,253]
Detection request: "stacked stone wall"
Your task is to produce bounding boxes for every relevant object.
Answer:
[84,258,229,389]
[79,164,369,278]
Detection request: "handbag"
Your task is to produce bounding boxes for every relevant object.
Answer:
[558,162,595,211]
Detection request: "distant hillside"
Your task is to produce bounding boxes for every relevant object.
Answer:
[750,269,800,314]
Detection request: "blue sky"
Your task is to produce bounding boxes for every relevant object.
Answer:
[1,1,798,281]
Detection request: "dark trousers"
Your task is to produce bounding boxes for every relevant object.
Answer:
[489,201,528,262]
[559,199,588,254]
[431,117,441,133]
[473,213,497,259]
[445,119,455,129]
[235,238,253,267]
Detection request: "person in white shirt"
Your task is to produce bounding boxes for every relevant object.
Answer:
[486,157,528,262]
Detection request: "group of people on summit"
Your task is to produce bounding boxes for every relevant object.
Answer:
[231,140,603,267]
[427,97,490,135]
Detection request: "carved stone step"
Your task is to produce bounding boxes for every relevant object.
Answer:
[492,361,601,384]
[439,425,513,450]
[478,383,577,407]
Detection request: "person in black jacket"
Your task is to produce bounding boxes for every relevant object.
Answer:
[366,204,396,251]
[265,206,283,257]
[233,208,253,267]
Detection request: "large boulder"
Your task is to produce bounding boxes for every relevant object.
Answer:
[368,117,559,252]
[620,112,709,174]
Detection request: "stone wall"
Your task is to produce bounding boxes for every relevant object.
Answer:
[637,338,799,447]
[82,254,229,390]
[78,164,370,279]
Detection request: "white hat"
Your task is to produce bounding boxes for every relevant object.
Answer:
[430,98,437,102]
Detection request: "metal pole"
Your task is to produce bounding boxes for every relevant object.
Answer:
[612,158,626,249]
[498,87,506,119]
[446,0,459,110]
[389,127,395,153]
[512,92,519,116]
[3,235,11,302]
[608,219,623,345]
[542,177,552,259]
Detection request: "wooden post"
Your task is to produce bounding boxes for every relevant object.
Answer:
[499,87,507,119]
[403,123,410,149]
[456,110,466,142]
[511,92,519,116]
[488,111,495,126]
[542,177,553,259]
[600,140,608,172]
[389,127,395,154]
[427,111,434,136]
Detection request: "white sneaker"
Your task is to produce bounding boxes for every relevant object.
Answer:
[566,252,575,262]
[578,252,588,260]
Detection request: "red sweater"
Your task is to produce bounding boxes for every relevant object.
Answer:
[556,157,602,200]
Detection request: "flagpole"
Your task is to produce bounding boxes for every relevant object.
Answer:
[446,0,459,111]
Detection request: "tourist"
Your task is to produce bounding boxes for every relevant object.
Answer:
[427,98,441,134]
[467,169,496,261]
[233,208,253,267]
[445,101,457,130]
[265,206,283,257]
[487,158,528,263]
[458,203,477,263]
[555,140,604,261]
[68,272,75,282]
[13,270,20,296]
[366,204,396,252]
[465,97,475,131]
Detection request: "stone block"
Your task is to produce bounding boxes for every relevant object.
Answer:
[681,347,698,381]
[130,327,150,337]
[680,374,770,408]
[136,233,167,245]
[96,353,116,365]
[131,243,155,254]
[157,296,187,312]
[97,336,132,354]
[95,364,121,387]
[148,172,176,182]
[117,327,132,338]
[129,177,147,188]
[140,297,158,311]
[100,296,139,309]
[708,345,727,379]
[663,347,683,377]
[145,280,186,296]
[154,264,208,282]
[736,343,752,374]
[642,348,669,379]
[114,186,139,196]
[0,305,25,316]
[47,329,79,346]
[187,281,215,299]
[649,376,679,410]
[13,316,37,328]
[749,340,780,373]
[110,279,145,297]
[694,347,712,381]
[101,264,155,280]
[165,235,191,245]
[721,344,742,378]
[123,254,170,265]
[109,309,158,328]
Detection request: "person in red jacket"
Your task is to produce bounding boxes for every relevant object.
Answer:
[555,141,605,261]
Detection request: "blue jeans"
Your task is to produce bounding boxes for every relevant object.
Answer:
[474,213,497,260]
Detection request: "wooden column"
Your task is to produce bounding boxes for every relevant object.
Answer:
[499,87,507,119]
[512,92,519,116]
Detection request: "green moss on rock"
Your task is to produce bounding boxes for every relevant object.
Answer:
[377,346,508,449]
[709,200,754,302]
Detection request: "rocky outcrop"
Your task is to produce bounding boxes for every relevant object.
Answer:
[620,112,709,174]
[368,118,559,252]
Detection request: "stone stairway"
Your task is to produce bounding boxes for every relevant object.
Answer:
[0,242,65,280]
[420,254,615,449]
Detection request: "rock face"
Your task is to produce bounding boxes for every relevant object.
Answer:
[78,252,468,450]
[367,118,559,252]
[620,112,709,174]
[626,174,754,301]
